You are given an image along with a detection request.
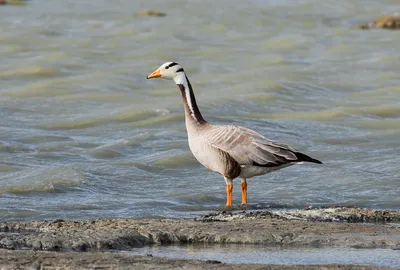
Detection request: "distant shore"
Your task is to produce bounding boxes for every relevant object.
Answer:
[1,207,399,269]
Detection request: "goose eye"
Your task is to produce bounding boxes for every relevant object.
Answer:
[165,66,169,70]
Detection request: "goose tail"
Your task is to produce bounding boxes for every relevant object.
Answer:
[294,152,323,164]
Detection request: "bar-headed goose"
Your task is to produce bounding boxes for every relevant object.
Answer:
[147,62,322,207]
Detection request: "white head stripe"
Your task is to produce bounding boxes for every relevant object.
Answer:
[173,73,197,121]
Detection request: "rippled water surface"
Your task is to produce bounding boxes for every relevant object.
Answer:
[1,0,400,221]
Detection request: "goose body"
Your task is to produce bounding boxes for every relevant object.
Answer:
[147,62,322,207]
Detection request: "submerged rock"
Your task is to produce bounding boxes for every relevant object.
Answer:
[137,10,166,17]
[0,0,29,5]
[360,14,400,29]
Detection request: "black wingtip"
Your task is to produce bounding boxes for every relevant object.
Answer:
[295,152,323,164]
[313,159,323,164]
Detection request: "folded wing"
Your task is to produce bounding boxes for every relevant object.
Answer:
[205,125,321,167]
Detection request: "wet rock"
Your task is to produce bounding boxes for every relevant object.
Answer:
[206,260,222,264]
[0,237,14,249]
[198,210,284,222]
[71,242,88,252]
[198,206,400,223]
[0,232,25,250]
[29,239,42,250]
[272,206,400,223]
[360,14,400,30]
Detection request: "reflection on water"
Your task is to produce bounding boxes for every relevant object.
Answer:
[126,244,400,268]
[0,0,400,221]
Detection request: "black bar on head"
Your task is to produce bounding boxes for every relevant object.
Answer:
[176,68,184,72]
[167,62,178,68]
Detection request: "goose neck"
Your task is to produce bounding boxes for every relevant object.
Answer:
[174,73,206,125]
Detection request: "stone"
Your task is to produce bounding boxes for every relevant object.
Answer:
[360,15,400,30]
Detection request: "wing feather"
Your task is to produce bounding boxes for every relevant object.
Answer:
[204,125,299,167]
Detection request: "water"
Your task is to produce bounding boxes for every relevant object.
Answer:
[1,0,400,221]
[125,245,400,268]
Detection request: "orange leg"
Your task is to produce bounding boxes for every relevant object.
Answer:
[226,183,233,207]
[241,179,247,205]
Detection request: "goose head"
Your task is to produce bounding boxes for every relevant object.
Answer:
[147,62,184,80]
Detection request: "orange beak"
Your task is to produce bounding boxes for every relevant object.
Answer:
[147,68,162,79]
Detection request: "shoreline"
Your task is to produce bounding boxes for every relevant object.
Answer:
[1,206,399,269]
[0,249,396,270]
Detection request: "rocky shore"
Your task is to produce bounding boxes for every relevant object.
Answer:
[1,207,399,269]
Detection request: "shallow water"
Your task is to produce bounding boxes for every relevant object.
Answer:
[126,245,400,268]
[1,0,400,221]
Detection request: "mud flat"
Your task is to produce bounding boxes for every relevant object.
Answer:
[0,207,399,269]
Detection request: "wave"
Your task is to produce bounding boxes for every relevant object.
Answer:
[0,66,62,78]
[38,109,160,130]
[152,153,198,168]
[0,167,85,194]
[0,141,34,153]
